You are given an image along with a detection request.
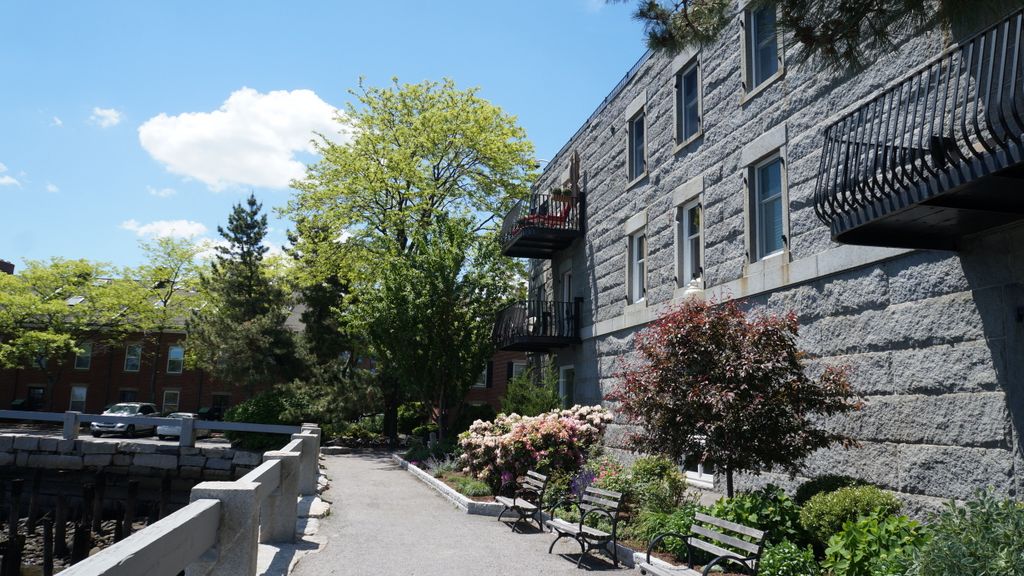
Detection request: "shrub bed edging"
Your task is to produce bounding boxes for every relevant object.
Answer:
[391,453,504,517]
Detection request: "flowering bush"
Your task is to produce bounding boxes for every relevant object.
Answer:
[458,405,613,491]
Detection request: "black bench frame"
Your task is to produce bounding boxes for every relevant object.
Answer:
[639,512,766,576]
[495,470,549,532]
[545,485,624,568]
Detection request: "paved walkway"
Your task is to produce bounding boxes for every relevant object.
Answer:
[290,452,631,575]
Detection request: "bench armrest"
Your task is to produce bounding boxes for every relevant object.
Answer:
[579,506,619,532]
[547,497,581,519]
[645,531,689,565]
[702,553,757,576]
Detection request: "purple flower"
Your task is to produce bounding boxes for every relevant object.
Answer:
[570,469,596,498]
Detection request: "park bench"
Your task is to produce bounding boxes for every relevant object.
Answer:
[545,485,624,568]
[637,512,766,576]
[495,470,549,532]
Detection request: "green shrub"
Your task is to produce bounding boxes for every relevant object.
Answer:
[629,456,689,513]
[444,474,492,497]
[224,389,298,451]
[397,402,428,435]
[909,490,1024,576]
[708,484,805,545]
[500,365,561,416]
[758,541,820,576]
[411,421,438,439]
[800,485,901,546]
[822,513,925,576]
[795,475,868,505]
[626,505,701,559]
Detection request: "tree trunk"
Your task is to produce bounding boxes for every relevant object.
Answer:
[725,466,734,498]
[382,376,400,449]
[149,332,164,405]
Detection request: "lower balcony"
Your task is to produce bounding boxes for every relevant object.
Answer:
[814,8,1024,250]
[493,299,581,352]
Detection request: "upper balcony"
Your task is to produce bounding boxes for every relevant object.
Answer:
[493,299,581,352]
[499,192,585,258]
[814,9,1024,250]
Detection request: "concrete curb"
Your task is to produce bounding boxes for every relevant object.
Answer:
[391,454,504,517]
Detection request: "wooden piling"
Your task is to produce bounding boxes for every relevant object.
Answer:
[27,469,41,534]
[123,480,138,536]
[54,494,68,557]
[42,516,54,576]
[158,473,171,519]
[70,520,89,564]
[91,473,105,534]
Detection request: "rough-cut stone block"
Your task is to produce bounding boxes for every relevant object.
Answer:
[112,454,131,466]
[180,466,203,479]
[83,454,112,467]
[128,466,156,476]
[0,437,13,451]
[897,445,1013,501]
[203,469,233,481]
[38,438,59,452]
[0,453,13,466]
[890,342,1001,395]
[201,447,234,459]
[232,451,263,466]
[28,454,83,470]
[122,442,157,454]
[16,452,28,467]
[205,458,232,471]
[180,455,206,468]
[81,441,117,454]
[13,436,39,451]
[57,439,76,453]
[179,447,201,455]
[133,453,177,470]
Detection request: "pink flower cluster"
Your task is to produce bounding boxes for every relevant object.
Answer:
[457,405,613,491]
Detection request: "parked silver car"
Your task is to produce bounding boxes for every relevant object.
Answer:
[90,402,158,437]
[156,412,210,440]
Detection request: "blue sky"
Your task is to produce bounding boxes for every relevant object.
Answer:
[0,1,646,268]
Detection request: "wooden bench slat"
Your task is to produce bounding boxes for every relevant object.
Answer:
[526,471,547,481]
[522,478,545,490]
[689,537,754,567]
[582,494,621,509]
[546,518,612,540]
[637,561,702,576]
[690,524,761,555]
[585,486,622,499]
[695,512,765,540]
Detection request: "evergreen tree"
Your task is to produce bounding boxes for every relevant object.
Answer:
[188,194,301,398]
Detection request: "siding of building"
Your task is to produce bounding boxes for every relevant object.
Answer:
[525,2,1024,513]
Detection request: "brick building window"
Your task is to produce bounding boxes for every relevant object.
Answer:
[69,386,87,412]
[166,345,184,374]
[74,342,92,370]
[163,389,180,413]
[124,344,142,372]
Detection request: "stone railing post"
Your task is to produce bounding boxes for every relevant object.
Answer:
[184,481,259,576]
[301,423,322,460]
[291,432,318,496]
[178,415,196,448]
[261,450,299,543]
[62,411,80,440]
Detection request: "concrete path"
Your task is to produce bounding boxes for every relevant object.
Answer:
[290,452,631,575]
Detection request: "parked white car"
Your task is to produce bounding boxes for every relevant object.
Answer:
[90,403,158,437]
[156,412,210,440]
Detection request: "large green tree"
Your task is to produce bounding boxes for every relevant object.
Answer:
[287,78,534,442]
[188,194,301,398]
[0,258,139,407]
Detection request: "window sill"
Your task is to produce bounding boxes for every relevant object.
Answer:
[673,130,703,154]
[673,281,705,301]
[625,172,648,191]
[748,250,788,274]
[624,299,647,313]
[740,67,785,106]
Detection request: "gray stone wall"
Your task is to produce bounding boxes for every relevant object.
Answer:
[0,434,265,480]
[523,2,1023,510]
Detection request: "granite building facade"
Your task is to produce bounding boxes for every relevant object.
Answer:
[496,1,1024,513]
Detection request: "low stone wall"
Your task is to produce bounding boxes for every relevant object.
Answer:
[0,434,263,480]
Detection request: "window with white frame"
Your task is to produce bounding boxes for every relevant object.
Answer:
[163,389,180,413]
[559,365,575,408]
[675,61,701,143]
[747,3,780,89]
[124,344,142,372]
[511,362,527,379]
[472,367,487,389]
[677,201,703,286]
[627,111,647,181]
[628,232,647,303]
[684,454,716,487]
[74,342,92,370]
[752,156,785,260]
[166,345,184,374]
[69,386,87,412]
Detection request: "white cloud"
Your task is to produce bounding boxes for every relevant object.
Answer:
[45,183,59,193]
[138,87,349,191]
[0,163,19,187]
[51,116,63,127]
[90,107,122,128]
[120,219,207,238]
[147,185,177,198]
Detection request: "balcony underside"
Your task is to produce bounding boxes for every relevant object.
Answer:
[830,143,1024,250]
[496,334,579,352]
[501,227,581,259]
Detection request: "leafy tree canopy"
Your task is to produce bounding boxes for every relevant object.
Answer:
[609,298,860,496]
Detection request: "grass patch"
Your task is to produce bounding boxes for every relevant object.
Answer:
[437,471,494,500]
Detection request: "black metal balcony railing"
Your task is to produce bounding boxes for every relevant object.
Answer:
[493,299,581,352]
[499,192,585,258]
[814,8,1024,249]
